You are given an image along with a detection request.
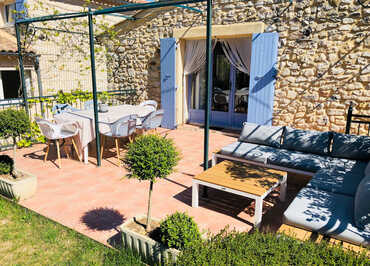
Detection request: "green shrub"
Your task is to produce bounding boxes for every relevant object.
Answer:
[0,155,14,175]
[160,212,201,250]
[177,229,369,265]
[125,134,180,231]
[0,109,31,168]
[17,121,46,148]
[0,109,30,140]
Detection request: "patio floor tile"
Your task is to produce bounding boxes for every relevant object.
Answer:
[1,124,302,246]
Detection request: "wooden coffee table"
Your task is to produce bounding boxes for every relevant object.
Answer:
[192,160,287,228]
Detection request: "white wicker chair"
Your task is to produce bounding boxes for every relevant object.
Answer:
[99,114,137,166]
[35,117,81,168]
[136,109,164,133]
[139,100,158,112]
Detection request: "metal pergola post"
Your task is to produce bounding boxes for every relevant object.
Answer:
[34,55,45,117]
[88,8,101,166]
[203,0,212,197]
[15,23,29,115]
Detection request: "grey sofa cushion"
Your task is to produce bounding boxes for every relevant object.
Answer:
[365,161,370,176]
[354,175,370,232]
[267,149,331,173]
[328,157,358,170]
[239,123,284,148]
[220,142,278,164]
[282,127,331,156]
[307,162,367,197]
[331,132,370,161]
[284,187,370,247]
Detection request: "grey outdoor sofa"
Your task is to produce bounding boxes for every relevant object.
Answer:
[213,122,370,247]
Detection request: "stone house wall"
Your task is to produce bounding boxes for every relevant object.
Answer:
[109,0,369,133]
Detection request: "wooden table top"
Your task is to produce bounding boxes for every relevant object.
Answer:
[194,160,287,197]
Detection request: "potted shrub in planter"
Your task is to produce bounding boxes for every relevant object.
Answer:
[121,134,181,262]
[0,109,37,200]
[120,211,202,263]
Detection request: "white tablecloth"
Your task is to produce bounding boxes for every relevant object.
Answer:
[54,105,153,149]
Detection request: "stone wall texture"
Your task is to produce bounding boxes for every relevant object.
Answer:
[108,0,369,133]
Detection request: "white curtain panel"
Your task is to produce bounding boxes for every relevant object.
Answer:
[221,38,252,74]
[183,40,217,115]
[184,40,207,75]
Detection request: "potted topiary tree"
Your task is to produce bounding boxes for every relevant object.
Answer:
[121,134,180,262]
[0,109,37,200]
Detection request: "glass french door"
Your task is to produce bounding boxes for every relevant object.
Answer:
[188,42,250,129]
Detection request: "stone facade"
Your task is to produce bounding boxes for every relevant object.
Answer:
[110,0,368,133]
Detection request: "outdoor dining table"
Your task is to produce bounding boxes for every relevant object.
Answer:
[54,104,154,164]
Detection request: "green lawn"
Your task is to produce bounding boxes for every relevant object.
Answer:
[0,197,144,265]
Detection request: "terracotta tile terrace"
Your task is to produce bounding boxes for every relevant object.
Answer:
[1,125,303,246]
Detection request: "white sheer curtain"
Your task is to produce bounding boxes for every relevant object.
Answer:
[183,40,217,113]
[221,38,251,74]
[184,40,207,75]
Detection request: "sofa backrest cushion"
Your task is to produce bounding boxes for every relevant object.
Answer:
[239,122,284,148]
[281,127,332,155]
[331,132,370,161]
[354,175,370,232]
[365,161,370,177]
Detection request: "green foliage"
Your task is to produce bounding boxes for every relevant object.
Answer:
[55,89,92,104]
[0,109,30,140]
[177,228,369,265]
[17,121,46,148]
[160,212,201,250]
[28,89,122,110]
[125,134,180,182]
[0,155,14,175]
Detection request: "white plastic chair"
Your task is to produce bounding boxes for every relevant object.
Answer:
[99,114,136,166]
[137,109,164,133]
[35,117,81,168]
[139,100,158,111]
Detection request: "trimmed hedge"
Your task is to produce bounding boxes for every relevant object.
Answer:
[177,229,369,265]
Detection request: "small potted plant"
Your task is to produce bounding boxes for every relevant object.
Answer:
[0,109,37,200]
[121,134,180,262]
[98,93,109,113]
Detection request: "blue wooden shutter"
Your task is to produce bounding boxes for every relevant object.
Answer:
[160,38,177,129]
[247,32,279,125]
[15,0,28,20]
